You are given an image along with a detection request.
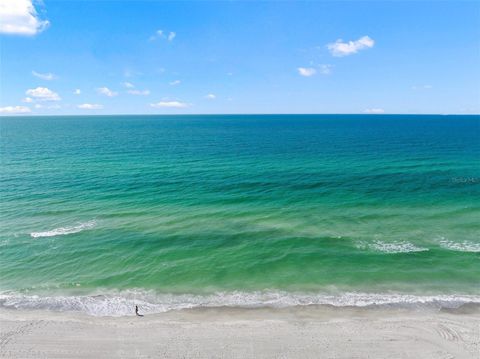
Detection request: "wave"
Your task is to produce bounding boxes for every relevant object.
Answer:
[30,220,97,238]
[1,290,479,317]
[437,238,480,253]
[358,240,429,254]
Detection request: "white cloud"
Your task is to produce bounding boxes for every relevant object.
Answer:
[150,101,190,108]
[298,64,333,77]
[363,108,385,114]
[319,64,333,75]
[34,103,61,109]
[298,67,317,77]
[327,36,375,57]
[0,105,31,114]
[150,29,176,42]
[169,80,181,86]
[412,84,433,90]
[96,87,118,97]
[0,0,49,36]
[205,94,216,100]
[122,82,149,95]
[22,97,33,103]
[77,103,103,110]
[127,89,150,96]
[73,89,81,95]
[32,70,57,80]
[123,69,140,78]
[25,87,61,101]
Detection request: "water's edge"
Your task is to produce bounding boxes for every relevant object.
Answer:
[1,290,479,317]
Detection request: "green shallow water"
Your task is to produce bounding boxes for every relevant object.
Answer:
[1,115,479,300]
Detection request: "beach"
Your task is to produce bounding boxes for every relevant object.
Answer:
[1,306,479,358]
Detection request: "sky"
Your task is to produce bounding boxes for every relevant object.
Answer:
[0,0,479,115]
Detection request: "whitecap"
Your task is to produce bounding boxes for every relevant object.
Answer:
[30,220,97,238]
[358,240,429,254]
[438,239,480,253]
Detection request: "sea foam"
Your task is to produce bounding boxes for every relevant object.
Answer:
[438,238,480,253]
[30,220,97,238]
[358,240,429,254]
[1,290,479,317]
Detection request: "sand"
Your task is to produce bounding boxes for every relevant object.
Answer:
[1,306,479,358]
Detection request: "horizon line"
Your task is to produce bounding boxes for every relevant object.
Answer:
[1,113,479,118]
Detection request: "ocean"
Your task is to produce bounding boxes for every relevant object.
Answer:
[0,114,479,316]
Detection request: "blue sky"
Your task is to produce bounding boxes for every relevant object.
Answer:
[1,0,479,115]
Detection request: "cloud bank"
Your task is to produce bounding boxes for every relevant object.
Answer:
[0,105,31,114]
[77,103,103,110]
[150,101,190,108]
[363,108,385,114]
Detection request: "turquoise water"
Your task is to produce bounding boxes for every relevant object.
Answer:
[1,115,479,315]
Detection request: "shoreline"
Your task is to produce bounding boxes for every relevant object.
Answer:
[2,290,480,317]
[1,306,479,358]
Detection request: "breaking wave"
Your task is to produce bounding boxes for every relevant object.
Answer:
[1,290,479,317]
[358,240,429,254]
[438,238,480,253]
[30,220,97,238]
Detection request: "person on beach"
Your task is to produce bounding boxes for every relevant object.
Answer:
[135,305,143,317]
